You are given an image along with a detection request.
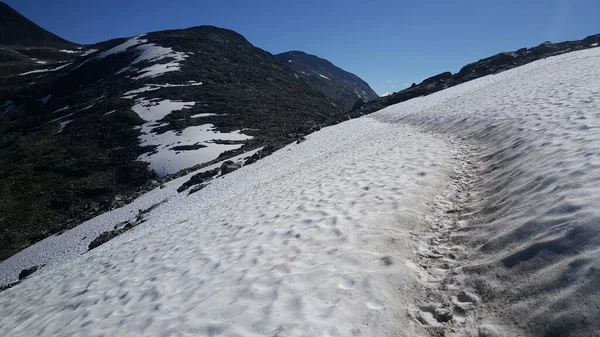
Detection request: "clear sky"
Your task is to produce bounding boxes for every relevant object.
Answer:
[5,0,599,96]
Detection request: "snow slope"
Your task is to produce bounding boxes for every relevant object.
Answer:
[1,47,600,336]
[374,47,600,336]
[0,117,454,337]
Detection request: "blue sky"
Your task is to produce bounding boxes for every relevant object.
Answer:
[6,0,600,95]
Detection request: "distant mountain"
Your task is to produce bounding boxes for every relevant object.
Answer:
[350,35,600,117]
[275,51,378,110]
[0,2,343,260]
[0,2,76,48]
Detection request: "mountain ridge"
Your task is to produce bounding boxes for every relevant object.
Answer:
[275,50,379,110]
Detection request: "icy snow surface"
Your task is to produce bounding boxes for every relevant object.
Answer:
[2,47,600,336]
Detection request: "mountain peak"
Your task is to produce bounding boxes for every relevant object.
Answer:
[0,1,76,48]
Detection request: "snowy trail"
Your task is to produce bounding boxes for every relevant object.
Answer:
[0,121,458,337]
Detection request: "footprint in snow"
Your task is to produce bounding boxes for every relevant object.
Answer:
[338,279,356,290]
[367,299,384,310]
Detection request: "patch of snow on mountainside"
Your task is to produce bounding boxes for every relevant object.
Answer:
[132,98,195,122]
[131,98,251,175]
[190,113,217,118]
[318,73,331,80]
[96,36,190,79]
[138,124,252,175]
[123,82,202,97]
[109,42,191,79]
[56,119,73,133]
[131,60,188,79]
[80,48,99,56]
[97,35,148,59]
[19,62,73,76]
[131,44,185,65]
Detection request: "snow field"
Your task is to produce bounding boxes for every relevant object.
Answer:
[0,117,458,337]
[374,47,600,336]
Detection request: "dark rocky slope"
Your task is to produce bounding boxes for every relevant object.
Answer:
[347,35,600,118]
[0,2,342,260]
[275,51,378,110]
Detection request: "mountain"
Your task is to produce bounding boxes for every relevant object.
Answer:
[275,51,378,110]
[0,3,344,260]
[349,35,600,117]
[0,2,75,48]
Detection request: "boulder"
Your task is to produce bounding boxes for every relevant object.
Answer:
[18,265,42,280]
[220,161,241,175]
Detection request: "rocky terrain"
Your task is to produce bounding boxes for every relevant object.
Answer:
[275,50,379,110]
[348,35,600,117]
[0,2,358,261]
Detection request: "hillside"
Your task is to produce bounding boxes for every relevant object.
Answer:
[0,3,344,261]
[275,51,378,110]
[349,35,600,117]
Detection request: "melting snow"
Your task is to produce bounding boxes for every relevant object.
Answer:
[59,49,79,54]
[53,106,69,113]
[57,119,73,133]
[19,62,73,76]
[132,98,195,122]
[80,48,99,56]
[48,112,75,123]
[123,82,202,96]
[130,98,251,175]
[98,37,190,79]
[318,73,331,80]
[190,113,216,118]
[139,123,252,175]
[131,61,186,79]
[97,35,148,59]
